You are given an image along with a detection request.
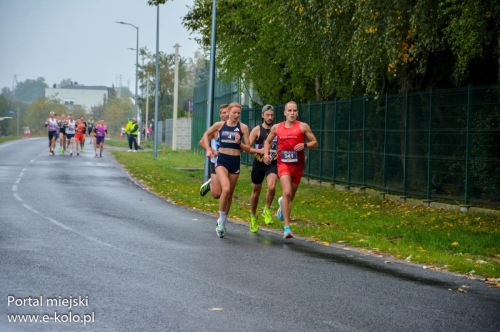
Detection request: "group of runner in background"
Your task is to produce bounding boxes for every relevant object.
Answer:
[199,101,318,240]
[45,112,107,157]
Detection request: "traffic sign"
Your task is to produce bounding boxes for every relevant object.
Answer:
[6,110,16,114]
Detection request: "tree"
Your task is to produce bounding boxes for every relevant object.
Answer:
[25,97,67,136]
[138,48,193,121]
[182,0,499,102]
[101,95,134,137]
[14,77,48,104]
[60,78,72,86]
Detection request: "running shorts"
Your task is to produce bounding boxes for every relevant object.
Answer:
[215,153,240,174]
[277,163,303,185]
[251,161,278,184]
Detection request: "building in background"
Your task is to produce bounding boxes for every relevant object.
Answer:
[45,82,109,113]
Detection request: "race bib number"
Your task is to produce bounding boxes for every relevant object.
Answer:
[220,131,238,143]
[280,150,298,162]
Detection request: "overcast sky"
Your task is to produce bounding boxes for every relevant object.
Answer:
[0,0,201,91]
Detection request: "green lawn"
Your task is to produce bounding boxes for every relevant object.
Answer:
[110,142,500,280]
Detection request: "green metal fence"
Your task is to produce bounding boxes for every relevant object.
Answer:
[193,83,500,206]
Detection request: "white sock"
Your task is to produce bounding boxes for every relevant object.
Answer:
[219,211,226,221]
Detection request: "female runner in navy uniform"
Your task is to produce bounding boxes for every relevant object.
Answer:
[201,102,250,238]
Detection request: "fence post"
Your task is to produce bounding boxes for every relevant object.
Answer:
[465,84,473,205]
[427,88,433,201]
[319,101,324,181]
[403,91,409,197]
[307,102,312,178]
[383,94,388,190]
[333,99,338,182]
[348,98,352,186]
[363,97,367,186]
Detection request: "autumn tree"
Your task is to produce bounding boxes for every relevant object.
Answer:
[14,77,48,104]
[181,0,499,102]
[25,97,68,136]
[101,95,134,137]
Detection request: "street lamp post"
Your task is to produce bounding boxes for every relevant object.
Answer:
[116,21,139,122]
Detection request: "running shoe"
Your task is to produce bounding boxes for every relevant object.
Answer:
[216,219,226,238]
[70,152,73,156]
[59,147,63,154]
[99,153,102,158]
[127,149,132,152]
[133,150,137,152]
[199,178,211,196]
[82,146,85,152]
[95,153,98,157]
[277,197,284,221]
[283,226,293,239]
[250,216,259,233]
[263,207,273,225]
[77,152,79,156]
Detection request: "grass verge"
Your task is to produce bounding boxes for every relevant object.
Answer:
[110,143,500,279]
[0,136,22,144]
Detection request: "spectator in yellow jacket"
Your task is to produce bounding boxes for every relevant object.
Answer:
[124,118,132,143]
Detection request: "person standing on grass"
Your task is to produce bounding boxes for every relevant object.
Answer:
[199,104,229,198]
[125,118,132,144]
[128,117,139,152]
[201,102,250,238]
[263,101,318,239]
[247,104,279,233]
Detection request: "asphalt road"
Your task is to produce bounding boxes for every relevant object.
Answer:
[1,138,499,332]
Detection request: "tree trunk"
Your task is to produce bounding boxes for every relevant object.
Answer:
[315,75,322,102]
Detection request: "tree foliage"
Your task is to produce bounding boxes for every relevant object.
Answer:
[182,0,500,103]
[25,97,68,136]
[137,47,194,122]
[14,77,48,104]
[101,95,134,136]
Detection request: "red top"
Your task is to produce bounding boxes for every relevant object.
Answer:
[76,124,85,135]
[276,120,305,167]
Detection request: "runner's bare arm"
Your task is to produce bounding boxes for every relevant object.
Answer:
[294,122,318,151]
[202,122,222,158]
[238,124,252,153]
[263,124,278,164]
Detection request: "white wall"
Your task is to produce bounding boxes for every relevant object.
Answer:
[45,87,108,113]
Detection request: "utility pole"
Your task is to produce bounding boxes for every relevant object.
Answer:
[145,72,149,141]
[172,43,180,151]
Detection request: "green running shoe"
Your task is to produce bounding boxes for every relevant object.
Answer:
[250,216,258,233]
[216,219,226,238]
[262,207,273,225]
[199,178,211,196]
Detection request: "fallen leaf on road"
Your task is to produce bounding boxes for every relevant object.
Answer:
[209,308,224,311]
[322,241,330,246]
[384,261,392,264]
[457,288,467,293]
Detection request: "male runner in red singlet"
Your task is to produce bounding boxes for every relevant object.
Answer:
[263,101,318,239]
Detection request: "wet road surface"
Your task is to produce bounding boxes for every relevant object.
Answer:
[1,138,499,331]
